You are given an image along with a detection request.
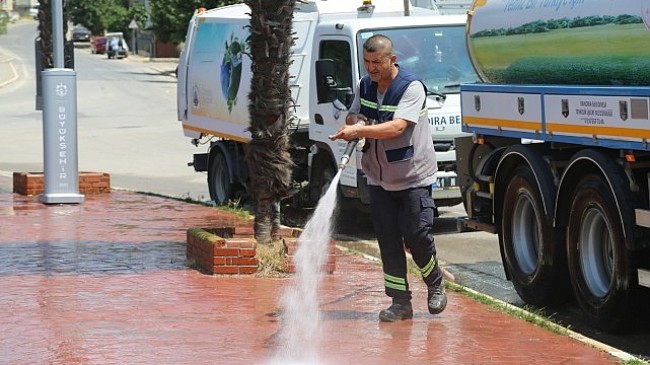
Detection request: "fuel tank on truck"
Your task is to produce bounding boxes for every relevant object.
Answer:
[466,0,650,85]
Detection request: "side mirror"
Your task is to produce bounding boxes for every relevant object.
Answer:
[316,59,337,104]
[344,92,354,108]
[316,59,354,107]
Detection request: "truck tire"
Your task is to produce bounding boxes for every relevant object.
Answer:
[566,174,636,332]
[315,163,334,198]
[208,151,236,205]
[501,165,567,306]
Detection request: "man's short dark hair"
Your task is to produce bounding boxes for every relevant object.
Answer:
[363,34,394,57]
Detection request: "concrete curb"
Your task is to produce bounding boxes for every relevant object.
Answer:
[123,54,177,78]
[454,284,641,363]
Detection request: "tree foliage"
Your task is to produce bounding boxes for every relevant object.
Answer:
[67,0,242,45]
[147,0,242,44]
[66,0,146,37]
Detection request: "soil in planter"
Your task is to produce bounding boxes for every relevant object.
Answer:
[256,240,289,278]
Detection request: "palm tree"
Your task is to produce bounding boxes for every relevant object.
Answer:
[244,0,296,244]
[37,0,71,70]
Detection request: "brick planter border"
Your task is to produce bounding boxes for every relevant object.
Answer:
[186,226,337,275]
[283,236,337,274]
[13,172,111,196]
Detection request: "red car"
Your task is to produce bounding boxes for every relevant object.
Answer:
[91,36,107,54]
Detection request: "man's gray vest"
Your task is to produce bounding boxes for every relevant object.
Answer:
[357,67,438,191]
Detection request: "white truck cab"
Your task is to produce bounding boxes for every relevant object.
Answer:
[177,0,478,209]
[308,14,477,206]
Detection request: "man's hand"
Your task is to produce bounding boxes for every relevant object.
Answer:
[329,123,363,142]
[330,116,367,141]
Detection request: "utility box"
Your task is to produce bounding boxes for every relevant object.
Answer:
[34,38,74,110]
[38,68,84,204]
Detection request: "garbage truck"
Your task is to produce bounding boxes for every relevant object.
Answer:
[176,0,478,214]
[456,0,650,331]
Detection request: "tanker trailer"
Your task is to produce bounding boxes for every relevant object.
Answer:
[467,0,650,85]
[456,0,650,332]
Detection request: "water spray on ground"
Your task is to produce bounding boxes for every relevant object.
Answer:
[267,166,346,365]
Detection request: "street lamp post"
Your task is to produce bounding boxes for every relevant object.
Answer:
[38,0,84,204]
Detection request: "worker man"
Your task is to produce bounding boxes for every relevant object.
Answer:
[329,34,446,321]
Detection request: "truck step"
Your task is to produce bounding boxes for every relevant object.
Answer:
[457,218,497,234]
[639,269,650,289]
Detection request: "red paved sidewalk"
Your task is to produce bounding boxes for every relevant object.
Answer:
[0,177,624,364]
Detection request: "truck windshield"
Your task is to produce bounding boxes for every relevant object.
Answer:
[357,25,479,94]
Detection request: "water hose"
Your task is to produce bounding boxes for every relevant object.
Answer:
[339,139,359,170]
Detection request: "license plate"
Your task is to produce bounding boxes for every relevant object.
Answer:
[432,176,456,190]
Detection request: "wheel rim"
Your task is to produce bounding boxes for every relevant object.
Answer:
[578,207,613,298]
[511,193,539,275]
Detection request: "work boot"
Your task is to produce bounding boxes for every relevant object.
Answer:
[379,302,413,322]
[427,278,447,314]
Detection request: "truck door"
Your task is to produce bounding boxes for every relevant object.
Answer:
[310,38,359,195]
[177,14,199,124]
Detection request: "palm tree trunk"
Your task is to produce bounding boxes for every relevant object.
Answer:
[37,0,70,70]
[37,0,54,70]
[244,0,296,244]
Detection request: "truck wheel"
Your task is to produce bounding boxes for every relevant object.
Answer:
[208,152,236,205]
[316,163,334,198]
[501,165,567,306]
[567,174,636,332]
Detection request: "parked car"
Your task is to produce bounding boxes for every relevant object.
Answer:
[91,36,107,54]
[72,25,91,42]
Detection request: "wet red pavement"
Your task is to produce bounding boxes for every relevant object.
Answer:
[0,175,626,365]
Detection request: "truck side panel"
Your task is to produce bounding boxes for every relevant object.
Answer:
[185,18,252,141]
[462,84,650,150]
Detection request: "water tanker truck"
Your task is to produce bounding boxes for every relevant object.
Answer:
[457,0,650,331]
[177,0,478,218]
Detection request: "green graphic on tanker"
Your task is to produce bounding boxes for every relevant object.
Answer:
[220,33,247,113]
[469,11,650,85]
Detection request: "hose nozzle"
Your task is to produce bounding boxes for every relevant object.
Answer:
[339,156,350,170]
[339,139,359,170]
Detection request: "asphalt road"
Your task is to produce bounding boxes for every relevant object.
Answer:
[0,20,210,202]
[1,19,649,362]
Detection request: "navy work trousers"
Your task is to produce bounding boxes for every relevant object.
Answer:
[369,184,441,302]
